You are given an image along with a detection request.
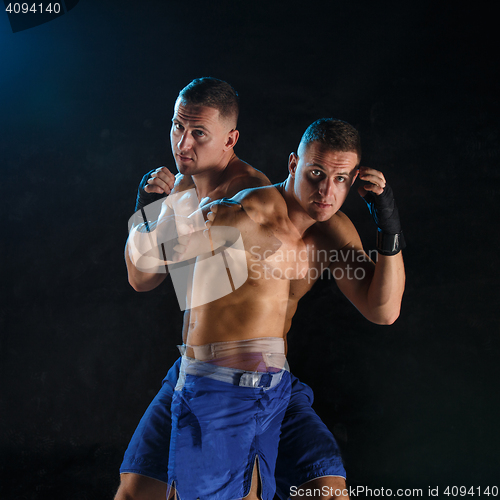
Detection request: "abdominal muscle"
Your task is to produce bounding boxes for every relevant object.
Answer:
[179,226,303,371]
[185,275,290,346]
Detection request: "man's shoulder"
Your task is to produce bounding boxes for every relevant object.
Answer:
[173,173,195,192]
[227,157,266,178]
[231,184,287,224]
[313,210,361,249]
[205,186,281,231]
[232,183,284,205]
[318,210,353,230]
[224,158,271,197]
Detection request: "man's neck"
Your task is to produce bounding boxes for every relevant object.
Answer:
[280,178,318,237]
[192,152,237,201]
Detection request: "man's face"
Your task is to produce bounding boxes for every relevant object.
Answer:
[170,99,238,176]
[289,142,359,222]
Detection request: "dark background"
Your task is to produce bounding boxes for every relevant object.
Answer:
[1,1,499,498]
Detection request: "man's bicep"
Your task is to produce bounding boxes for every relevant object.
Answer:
[331,246,375,311]
[326,215,375,313]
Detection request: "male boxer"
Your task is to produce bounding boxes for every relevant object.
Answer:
[119,116,405,500]
[116,77,271,500]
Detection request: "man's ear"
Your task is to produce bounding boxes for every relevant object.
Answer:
[351,168,359,186]
[288,152,298,177]
[224,129,239,151]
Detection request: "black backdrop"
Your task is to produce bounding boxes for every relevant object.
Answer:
[1,1,499,499]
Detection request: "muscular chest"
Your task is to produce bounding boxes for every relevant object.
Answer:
[244,217,309,282]
[288,232,337,300]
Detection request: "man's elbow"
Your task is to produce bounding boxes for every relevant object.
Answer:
[130,282,149,293]
[128,275,155,292]
[369,307,401,326]
[129,279,146,292]
[128,268,167,292]
[377,314,400,326]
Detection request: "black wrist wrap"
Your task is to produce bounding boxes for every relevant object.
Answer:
[135,169,167,212]
[376,230,406,256]
[363,183,406,256]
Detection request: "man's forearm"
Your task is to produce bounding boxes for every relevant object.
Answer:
[125,238,168,292]
[365,252,405,325]
[124,193,207,292]
[125,193,185,291]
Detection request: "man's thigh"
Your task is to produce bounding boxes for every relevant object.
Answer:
[115,473,171,500]
[119,358,181,483]
[293,476,349,500]
[275,374,346,500]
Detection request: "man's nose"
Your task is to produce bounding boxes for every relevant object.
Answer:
[318,178,334,197]
[178,133,193,152]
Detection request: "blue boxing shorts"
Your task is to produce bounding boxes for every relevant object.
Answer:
[275,376,346,498]
[119,357,181,481]
[167,355,292,500]
[120,359,346,496]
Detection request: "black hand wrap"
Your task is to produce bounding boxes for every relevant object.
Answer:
[362,183,406,256]
[135,169,167,212]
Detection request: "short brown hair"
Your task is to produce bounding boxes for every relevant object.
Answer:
[299,118,361,161]
[178,77,239,126]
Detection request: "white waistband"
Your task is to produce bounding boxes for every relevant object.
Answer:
[175,355,287,391]
[178,337,286,371]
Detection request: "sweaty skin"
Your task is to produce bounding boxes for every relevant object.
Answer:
[125,100,270,293]
[121,110,404,499]
[159,142,403,500]
[124,101,271,345]
[185,185,309,348]
[283,143,405,331]
[120,101,276,500]
[186,143,405,352]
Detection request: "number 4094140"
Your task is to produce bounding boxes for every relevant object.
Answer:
[444,486,498,496]
[5,3,61,14]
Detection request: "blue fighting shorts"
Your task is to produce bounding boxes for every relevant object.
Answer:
[274,374,346,498]
[120,358,346,498]
[167,356,291,500]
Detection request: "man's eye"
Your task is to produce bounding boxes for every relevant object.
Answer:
[337,176,346,183]
[311,170,322,177]
[194,130,205,137]
[173,123,183,131]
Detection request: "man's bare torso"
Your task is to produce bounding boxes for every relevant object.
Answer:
[174,156,272,343]
[183,185,355,349]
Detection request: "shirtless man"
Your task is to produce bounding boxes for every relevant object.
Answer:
[125,77,270,293]
[120,115,405,499]
[163,118,404,500]
[120,78,347,500]
[116,77,271,500]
